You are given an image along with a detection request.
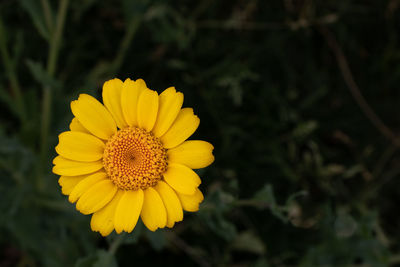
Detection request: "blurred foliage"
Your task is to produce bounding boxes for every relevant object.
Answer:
[1,0,400,266]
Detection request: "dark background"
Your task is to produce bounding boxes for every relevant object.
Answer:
[1,0,400,266]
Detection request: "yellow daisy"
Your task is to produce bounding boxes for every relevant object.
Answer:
[52,78,214,236]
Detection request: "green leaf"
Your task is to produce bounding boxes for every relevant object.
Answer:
[253,184,276,206]
[26,59,61,88]
[198,190,237,241]
[231,231,266,255]
[334,213,357,238]
[292,120,318,139]
[252,185,307,223]
[343,164,364,179]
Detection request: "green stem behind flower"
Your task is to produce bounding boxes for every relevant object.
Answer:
[41,0,54,35]
[47,0,68,76]
[37,0,69,191]
[110,16,142,75]
[108,233,126,255]
[0,18,27,124]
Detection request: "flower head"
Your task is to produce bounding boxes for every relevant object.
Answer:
[53,78,214,236]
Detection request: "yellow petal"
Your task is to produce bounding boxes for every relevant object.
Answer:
[71,94,117,140]
[68,171,107,203]
[102,78,127,129]
[58,174,89,195]
[155,181,183,228]
[55,131,105,162]
[121,78,147,127]
[137,88,159,132]
[160,108,200,149]
[76,179,118,215]
[91,190,124,237]
[52,156,103,176]
[69,117,90,134]
[140,187,167,231]
[167,140,214,169]
[177,188,204,212]
[152,87,184,137]
[163,163,201,195]
[114,189,144,233]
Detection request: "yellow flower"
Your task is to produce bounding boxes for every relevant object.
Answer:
[53,78,214,236]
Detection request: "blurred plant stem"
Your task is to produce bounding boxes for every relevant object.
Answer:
[108,233,126,255]
[41,0,54,35]
[318,25,400,147]
[0,160,23,185]
[110,16,142,75]
[37,0,69,192]
[0,19,27,124]
[390,254,400,265]
[46,0,68,77]
[166,232,211,267]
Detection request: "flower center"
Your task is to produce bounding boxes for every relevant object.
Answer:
[103,127,167,190]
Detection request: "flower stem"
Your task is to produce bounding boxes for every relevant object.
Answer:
[110,16,142,74]
[47,0,68,76]
[41,0,54,35]
[37,0,69,191]
[108,234,126,255]
[0,18,27,123]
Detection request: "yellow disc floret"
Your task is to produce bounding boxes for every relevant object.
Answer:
[103,127,167,190]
